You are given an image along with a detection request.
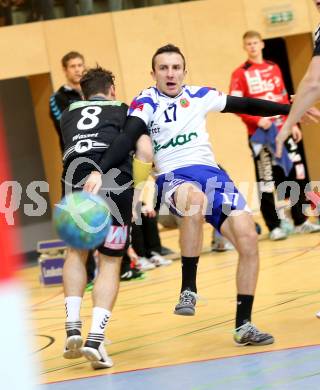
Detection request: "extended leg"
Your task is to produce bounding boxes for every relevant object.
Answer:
[221,212,274,346]
[173,183,206,316]
[82,253,122,369]
[63,248,88,359]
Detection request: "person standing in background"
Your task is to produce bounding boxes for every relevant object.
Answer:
[230,30,320,241]
[50,51,85,151]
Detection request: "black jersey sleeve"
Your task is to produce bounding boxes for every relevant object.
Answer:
[99,116,148,173]
[49,92,70,130]
[50,92,69,152]
[221,95,290,116]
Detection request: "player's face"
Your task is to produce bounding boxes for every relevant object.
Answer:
[64,58,85,85]
[151,53,186,97]
[243,37,264,60]
[314,0,320,10]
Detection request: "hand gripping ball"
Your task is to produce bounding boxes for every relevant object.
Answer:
[53,191,111,249]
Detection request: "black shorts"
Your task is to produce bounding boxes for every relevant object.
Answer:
[62,170,133,257]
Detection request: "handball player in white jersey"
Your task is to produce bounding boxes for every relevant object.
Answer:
[90,44,292,345]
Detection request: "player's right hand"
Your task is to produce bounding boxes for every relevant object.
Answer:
[83,171,102,194]
[258,117,273,130]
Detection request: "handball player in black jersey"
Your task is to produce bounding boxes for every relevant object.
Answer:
[60,66,152,369]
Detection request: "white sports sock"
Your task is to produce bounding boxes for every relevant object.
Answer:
[89,307,111,335]
[64,296,82,323]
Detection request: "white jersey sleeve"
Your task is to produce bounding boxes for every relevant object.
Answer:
[190,86,227,114]
[128,89,157,126]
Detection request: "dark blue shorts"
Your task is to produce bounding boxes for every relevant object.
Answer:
[155,165,249,232]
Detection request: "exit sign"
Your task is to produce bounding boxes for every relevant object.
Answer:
[267,10,294,24]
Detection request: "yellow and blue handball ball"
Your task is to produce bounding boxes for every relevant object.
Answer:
[53,191,112,249]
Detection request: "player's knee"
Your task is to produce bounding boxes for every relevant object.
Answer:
[236,228,258,256]
[65,248,88,264]
[186,191,207,217]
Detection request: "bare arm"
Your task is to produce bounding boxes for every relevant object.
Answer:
[281,56,320,129]
[276,56,320,157]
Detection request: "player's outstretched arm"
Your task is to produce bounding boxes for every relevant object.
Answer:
[275,56,320,158]
[222,95,290,117]
[98,116,148,173]
[280,56,320,129]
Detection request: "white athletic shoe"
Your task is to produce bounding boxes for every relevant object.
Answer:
[294,220,320,234]
[148,251,173,266]
[82,333,113,369]
[269,227,288,241]
[280,218,295,235]
[63,323,83,359]
[211,238,234,252]
[136,257,156,271]
[316,311,320,319]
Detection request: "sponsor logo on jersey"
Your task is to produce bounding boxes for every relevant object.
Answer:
[74,139,93,153]
[72,132,98,141]
[149,121,160,134]
[104,225,128,250]
[245,70,276,95]
[180,98,190,108]
[153,132,198,154]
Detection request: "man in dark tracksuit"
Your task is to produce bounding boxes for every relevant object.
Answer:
[49,51,84,151]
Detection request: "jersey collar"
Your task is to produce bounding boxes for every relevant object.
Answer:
[89,96,109,101]
[153,85,185,99]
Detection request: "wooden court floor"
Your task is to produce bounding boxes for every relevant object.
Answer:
[23,223,320,386]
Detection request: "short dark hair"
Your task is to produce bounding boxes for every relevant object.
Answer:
[80,66,115,99]
[61,51,85,68]
[151,44,186,71]
[242,30,262,41]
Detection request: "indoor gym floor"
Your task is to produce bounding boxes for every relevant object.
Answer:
[23,223,320,389]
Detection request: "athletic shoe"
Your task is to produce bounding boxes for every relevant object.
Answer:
[148,251,173,266]
[211,230,234,252]
[160,246,174,255]
[234,322,274,346]
[280,218,294,235]
[120,267,145,281]
[316,311,320,318]
[136,257,156,271]
[63,321,83,359]
[82,333,113,369]
[294,220,320,234]
[269,227,287,241]
[211,238,234,252]
[174,288,198,316]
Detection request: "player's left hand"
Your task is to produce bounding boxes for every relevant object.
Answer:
[83,171,102,194]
